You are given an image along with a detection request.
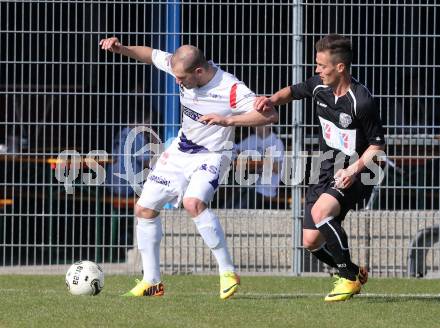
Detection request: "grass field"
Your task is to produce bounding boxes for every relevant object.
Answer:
[1,275,440,328]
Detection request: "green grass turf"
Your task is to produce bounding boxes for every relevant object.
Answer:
[1,275,439,328]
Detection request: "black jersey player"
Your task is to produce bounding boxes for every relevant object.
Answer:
[255,34,385,302]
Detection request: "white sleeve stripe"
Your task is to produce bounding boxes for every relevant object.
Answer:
[312,84,328,96]
[348,89,357,116]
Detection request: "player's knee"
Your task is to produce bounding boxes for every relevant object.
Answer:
[310,204,327,223]
[303,228,324,250]
[303,234,321,250]
[183,198,205,217]
[134,204,159,219]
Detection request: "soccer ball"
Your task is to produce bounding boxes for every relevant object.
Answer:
[65,260,104,296]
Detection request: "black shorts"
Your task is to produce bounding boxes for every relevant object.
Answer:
[303,173,373,230]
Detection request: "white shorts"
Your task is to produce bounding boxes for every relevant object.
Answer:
[137,140,229,211]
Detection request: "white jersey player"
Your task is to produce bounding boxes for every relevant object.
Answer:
[99,37,277,299]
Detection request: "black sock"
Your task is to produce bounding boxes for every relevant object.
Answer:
[316,217,358,281]
[310,243,337,269]
[339,228,359,275]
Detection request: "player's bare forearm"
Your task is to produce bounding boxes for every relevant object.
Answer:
[200,109,278,127]
[226,109,278,127]
[347,144,386,175]
[99,37,153,64]
[334,144,385,189]
[121,46,153,64]
[270,86,294,106]
[254,87,294,112]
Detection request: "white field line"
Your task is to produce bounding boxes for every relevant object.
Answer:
[189,292,440,299]
[239,292,440,299]
[1,289,439,299]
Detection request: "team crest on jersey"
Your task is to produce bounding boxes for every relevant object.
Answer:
[339,113,352,128]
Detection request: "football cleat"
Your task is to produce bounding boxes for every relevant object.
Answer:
[324,276,361,302]
[122,279,164,297]
[220,271,240,300]
[331,267,367,295]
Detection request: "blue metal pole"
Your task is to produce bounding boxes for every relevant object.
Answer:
[165,0,181,144]
[163,1,180,210]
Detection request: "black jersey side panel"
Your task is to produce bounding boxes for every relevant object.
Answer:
[354,95,385,147]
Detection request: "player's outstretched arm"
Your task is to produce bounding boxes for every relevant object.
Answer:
[254,86,294,112]
[199,108,278,127]
[99,37,153,64]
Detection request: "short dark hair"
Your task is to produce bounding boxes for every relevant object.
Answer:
[315,34,352,69]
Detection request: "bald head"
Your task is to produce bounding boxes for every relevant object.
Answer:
[171,45,209,72]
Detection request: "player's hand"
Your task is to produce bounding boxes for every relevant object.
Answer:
[99,37,123,54]
[254,96,273,113]
[199,114,231,126]
[334,168,355,189]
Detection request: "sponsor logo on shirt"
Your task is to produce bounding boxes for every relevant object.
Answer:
[148,174,170,187]
[317,101,328,108]
[209,93,221,99]
[319,116,356,156]
[181,104,206,124]
[339,132,350,149]
[324,121,332,140]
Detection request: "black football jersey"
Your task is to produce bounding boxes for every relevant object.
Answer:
[290,75,385,173]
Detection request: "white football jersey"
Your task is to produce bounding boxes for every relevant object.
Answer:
[152,49,255,152]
